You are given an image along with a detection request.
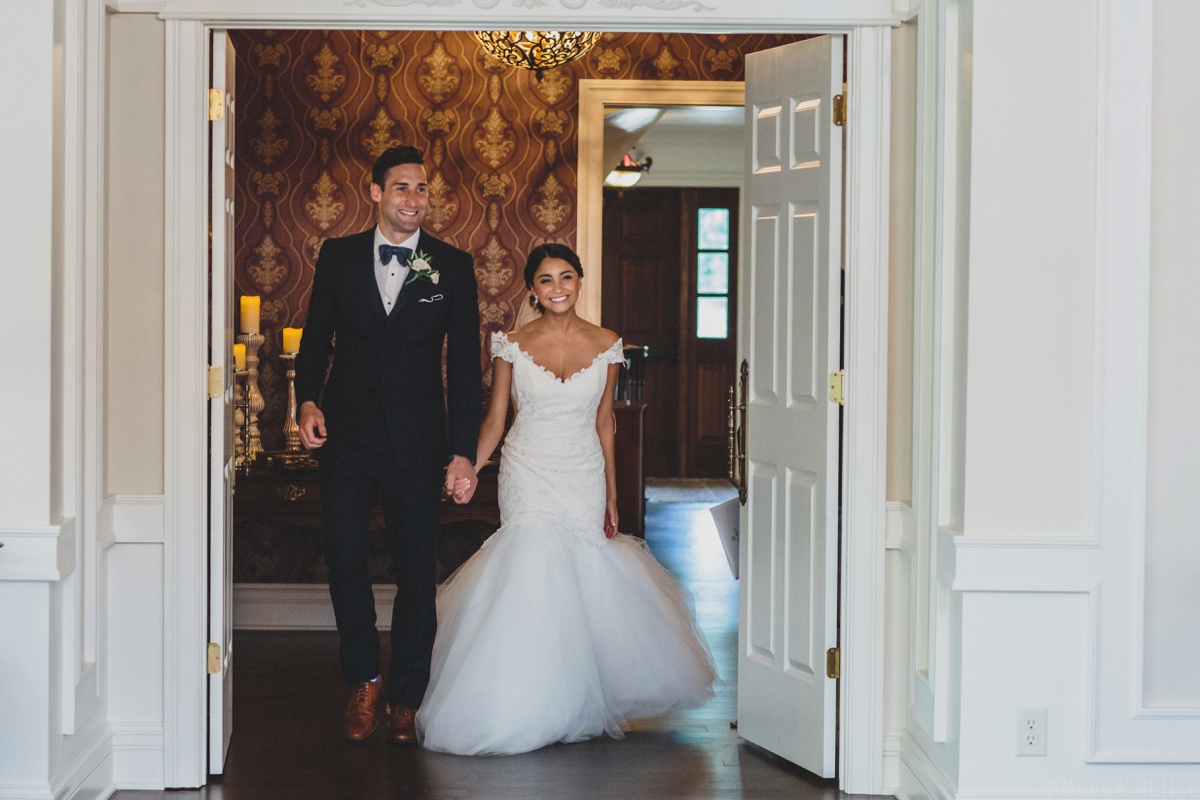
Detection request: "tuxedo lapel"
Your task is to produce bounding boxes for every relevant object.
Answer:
[388,274,415,320]
[355,232,387,323]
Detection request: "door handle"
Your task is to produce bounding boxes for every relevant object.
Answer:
[727,359,749,505]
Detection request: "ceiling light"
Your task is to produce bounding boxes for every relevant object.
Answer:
[604,150,653,188]
[473,30,601,79]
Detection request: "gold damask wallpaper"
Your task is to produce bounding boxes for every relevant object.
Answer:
[229,30,806,449]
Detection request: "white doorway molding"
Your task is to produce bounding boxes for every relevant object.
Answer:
[576,79,747,325]
[155,5,896,791]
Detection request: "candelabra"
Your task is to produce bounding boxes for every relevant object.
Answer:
[277,352,316,468]
[234,367,251,475]
[236,332,265,462]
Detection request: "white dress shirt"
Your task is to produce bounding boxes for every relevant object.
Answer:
[374,227,421,314]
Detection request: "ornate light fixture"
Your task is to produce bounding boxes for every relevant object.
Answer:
[473,30,602,78]
[604,149,653,188]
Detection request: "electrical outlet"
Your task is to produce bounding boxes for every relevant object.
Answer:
[1016,708,1047,756]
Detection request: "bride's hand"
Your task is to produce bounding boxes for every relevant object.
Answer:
[603,500,619,539]
[448,477,473,504]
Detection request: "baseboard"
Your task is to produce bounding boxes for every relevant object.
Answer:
[53,721,114,800]
[110,723,163,790]
[953,791,1200,800]
[883,726,904,795]
[897,729,957,800]
[233,583,395,631]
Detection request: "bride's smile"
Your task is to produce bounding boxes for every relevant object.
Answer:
[532,257,580,312]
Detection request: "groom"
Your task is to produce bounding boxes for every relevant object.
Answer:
[295,145,482,744]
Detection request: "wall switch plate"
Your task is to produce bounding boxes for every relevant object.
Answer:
[1016,708,1048,756]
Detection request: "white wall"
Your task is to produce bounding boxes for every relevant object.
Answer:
[103,13,171,790]
[634,111,745,189]
[888,20,917,507]
[883,15,918,792]
[895,1,971,796]
[1144,0,1200,711]
[106,13,166,496]
[897,1,1200,798]
[0,1,116,798]
[963,0,1097,541]
[0,0,55,528]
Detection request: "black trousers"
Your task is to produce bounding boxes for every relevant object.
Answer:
[319,433,443,709]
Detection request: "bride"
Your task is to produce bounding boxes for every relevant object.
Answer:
[415,243,717,755]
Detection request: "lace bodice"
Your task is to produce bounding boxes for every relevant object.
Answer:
[489,331,625,542]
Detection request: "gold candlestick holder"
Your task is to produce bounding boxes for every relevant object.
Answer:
[234,369,245,465]
[234,368,251,475]
[237,331,265,461]
[277,352,316,469]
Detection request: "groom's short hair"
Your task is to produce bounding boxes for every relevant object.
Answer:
[371,145,425,188]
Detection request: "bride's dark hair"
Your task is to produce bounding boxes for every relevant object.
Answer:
[524,243,584,314]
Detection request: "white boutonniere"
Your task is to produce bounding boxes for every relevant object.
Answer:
[405,250,440,285]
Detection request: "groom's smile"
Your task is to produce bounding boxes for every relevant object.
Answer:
[371,162,429,240]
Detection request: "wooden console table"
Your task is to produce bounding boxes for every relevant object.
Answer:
[232,411,646,584]
[233,461,501,530]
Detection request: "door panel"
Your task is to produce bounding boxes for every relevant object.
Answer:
[737,34,843,777]
[208,30,236,775]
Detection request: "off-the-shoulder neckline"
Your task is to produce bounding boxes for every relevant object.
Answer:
[495,330,623,384]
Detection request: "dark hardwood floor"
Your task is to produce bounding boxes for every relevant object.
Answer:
[116,492,866,799]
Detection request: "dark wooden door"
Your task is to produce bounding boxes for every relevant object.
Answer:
[679,188,739,478]
[602,187,682,478]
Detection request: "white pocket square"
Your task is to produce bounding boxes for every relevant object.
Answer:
[419,294,444,303]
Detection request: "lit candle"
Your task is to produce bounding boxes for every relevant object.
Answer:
[233,343,246,370]
[239,296,261,334]
[282,327,302,355]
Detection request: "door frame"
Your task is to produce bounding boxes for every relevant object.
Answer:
[159,15,890,794]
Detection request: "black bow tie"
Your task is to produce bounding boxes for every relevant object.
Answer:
[379,244,412,266]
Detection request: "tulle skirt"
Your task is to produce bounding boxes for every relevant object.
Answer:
[415,513,717,756]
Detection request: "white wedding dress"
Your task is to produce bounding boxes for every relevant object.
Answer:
[416,332,717,756]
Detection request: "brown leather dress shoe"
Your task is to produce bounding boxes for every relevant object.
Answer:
[387,704,418,745]
[343,677,381,741]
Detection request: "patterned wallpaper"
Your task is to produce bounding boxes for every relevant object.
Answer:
[229,30,806,450]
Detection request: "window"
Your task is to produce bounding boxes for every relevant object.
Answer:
[696,207,731,339]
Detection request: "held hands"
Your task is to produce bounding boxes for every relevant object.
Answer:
[445,456,476,505]
[298,401,327,450]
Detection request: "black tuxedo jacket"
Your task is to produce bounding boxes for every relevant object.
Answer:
[295,228,482,471]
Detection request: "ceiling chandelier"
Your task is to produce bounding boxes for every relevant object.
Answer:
[473,30,602,78]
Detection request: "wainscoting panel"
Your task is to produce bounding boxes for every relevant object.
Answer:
[104,495,166,790]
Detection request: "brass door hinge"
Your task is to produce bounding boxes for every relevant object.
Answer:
[207,365,223,399]
[826,646,841,680]
[833,91,846,127]
[829,370,845,405]
[208,88,225,121]
[207,642,222,674]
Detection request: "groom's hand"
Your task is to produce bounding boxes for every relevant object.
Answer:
[445,456,476,504]
[298,401,327,449]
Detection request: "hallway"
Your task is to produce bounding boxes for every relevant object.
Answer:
[116,488,862,799]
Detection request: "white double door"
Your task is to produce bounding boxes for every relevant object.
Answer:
[200,29,846,784]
